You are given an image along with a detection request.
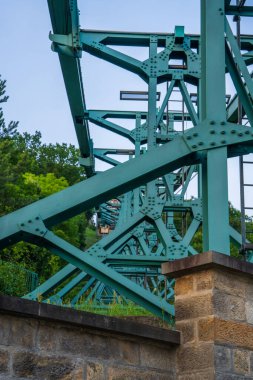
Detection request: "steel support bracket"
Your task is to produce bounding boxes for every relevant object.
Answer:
[49,32,82,58]
[140,196,165,220]
[18,216,48,239]
[183,122,253,152]
[79,156,93,167]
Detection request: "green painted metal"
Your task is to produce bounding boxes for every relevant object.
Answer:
[71,277,96,306]
[29,223,174,321]
[25,264,78,300]
[200,0,230,254]
[226,5,253,17]
[48,0,93,176]
[1,0,253,320]
[48,271,88,304]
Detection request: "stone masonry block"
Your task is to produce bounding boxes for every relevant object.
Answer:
[233,348,250,375]
[178,375,197,380]
[0,314,37,349]
[107,366,175,380]
[198,317,215,342]
[176,293,213,321]
[0,349,9,374]
[12,351,84,380]
[214,345,232,371]
[178,369,215,380]
[140,343,175,371]
[176,343,213,372]
[250,352,253,375]
[38,322,60,352]
[194,270,214,292]
[87,362,104,380]
[213,290,246,322]
[108,337,140,365]
[245,300,253,325]
[176,320,196,344]
[215,319,253,350]
[245,279,253,300]
[213,270,247,298]
[175,275,194,296]
[57,327,88,356]
[58,329,109,359]
[215,372,253,380]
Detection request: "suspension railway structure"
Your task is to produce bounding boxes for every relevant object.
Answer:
[0,0,253,323]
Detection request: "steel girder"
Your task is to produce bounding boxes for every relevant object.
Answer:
[41,0,253,309]
[48,0,94,176]
[1,122,253,247]
[1,0,253,320]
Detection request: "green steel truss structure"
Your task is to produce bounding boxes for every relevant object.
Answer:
[1,0,253,322]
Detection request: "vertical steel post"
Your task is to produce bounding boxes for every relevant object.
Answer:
[201,0,230,254]
[133,114,141,214]
[147,36,158,197]
[236,1,247,251]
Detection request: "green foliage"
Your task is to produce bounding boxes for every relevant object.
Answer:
[0,167,90,281]
[75,299,152,317]
[0,76,95,284]
[85,226,99,249]
[0,260,30,296]
[191,202,253,258]
[0,75,18,138]
[23,172,69,197]
[191,228,202,253]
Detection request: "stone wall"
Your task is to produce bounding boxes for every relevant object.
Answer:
[2,251,253,379]
[0,295,179,380]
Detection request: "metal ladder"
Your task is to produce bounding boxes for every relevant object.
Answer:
[235,0,253,253]
[240,156,253,252]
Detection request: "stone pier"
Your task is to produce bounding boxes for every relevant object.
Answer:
[162,250,253,379]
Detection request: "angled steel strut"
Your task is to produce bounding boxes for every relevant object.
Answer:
[1,0,253,320]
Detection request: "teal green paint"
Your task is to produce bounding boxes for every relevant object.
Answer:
[3,0,253,319]
[200,0,230,254]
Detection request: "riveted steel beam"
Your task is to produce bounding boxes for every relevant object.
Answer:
[28,226,175,322]
[226,5,253,17]
[1,122,253,249]
[48,0,94,176]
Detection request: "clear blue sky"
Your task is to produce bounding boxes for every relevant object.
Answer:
[0,1,252,210]
[0,0,201,144]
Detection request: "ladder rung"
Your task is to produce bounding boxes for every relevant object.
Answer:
[243,161,253,164]
[244,207,253,210]
[243,184,253,187]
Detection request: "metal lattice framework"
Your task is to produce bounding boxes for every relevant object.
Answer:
[0,0,253,322]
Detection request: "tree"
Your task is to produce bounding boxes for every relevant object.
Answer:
[0,75,18,137]
[0,75,96,287]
